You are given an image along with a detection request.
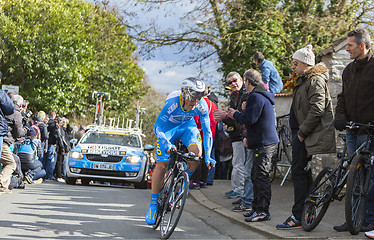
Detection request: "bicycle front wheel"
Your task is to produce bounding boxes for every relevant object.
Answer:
[302,167,333,231]
[153,170,173,230]
[345,154,370,235]
[160,171,189,239]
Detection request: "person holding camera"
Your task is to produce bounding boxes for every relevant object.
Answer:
[1,94,26,193]
[0,72,15,194]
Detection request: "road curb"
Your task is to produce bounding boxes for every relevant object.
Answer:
[189,190,327,239]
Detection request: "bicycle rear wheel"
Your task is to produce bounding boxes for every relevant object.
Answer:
[302,167,333,231]
[279,125,292,164]
[345,154,370,235]
[160,171,189,239]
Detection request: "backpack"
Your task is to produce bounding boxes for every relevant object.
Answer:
[30,121,42,140]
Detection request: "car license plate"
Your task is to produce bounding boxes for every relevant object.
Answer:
[92,163,114,170]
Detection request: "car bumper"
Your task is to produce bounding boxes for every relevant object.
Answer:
[66,158,148,183]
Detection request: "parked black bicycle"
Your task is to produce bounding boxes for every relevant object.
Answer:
[344,123,374,235]
[301,133,348,231]
[269,114,292,186]
[152,149,202,239]
[302,122,374,234]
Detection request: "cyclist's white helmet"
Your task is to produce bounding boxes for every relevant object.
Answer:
[181,77,206,101]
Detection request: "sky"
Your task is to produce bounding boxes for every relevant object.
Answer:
[99,0,222,96]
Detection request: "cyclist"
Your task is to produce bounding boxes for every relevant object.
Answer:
[145,77,215,225]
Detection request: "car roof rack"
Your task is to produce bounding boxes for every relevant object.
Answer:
[86,117,145,137]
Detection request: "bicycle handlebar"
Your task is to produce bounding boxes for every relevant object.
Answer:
[276,114,290,120]
[346,122,374,131]
[92,91,111,100]
[170,149,202,162]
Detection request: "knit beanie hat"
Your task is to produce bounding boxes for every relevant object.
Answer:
[293,44,315,66]
[27,127,36,137]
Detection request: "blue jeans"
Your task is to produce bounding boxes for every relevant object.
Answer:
[44,144,56,179]
[241,148,254,207]
[346,132,374,224]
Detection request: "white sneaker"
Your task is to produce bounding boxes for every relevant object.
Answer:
[366,230,374,239]
[33,178,43,184]
[57,178,65,183]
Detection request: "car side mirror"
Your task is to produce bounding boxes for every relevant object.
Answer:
[144,144,154,151]
[70,139,78,144]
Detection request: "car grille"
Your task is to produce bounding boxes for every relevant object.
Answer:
[85,154,124,163]
[79,169,138,177]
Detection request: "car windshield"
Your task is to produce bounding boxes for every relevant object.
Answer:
[80,131,141,148]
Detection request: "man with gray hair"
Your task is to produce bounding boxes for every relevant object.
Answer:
[214,72,247,202]
[333,29,374,235]
[227,68,278,222]
[0,72,16,194]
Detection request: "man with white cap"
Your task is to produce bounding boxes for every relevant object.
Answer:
[276,45,336,229]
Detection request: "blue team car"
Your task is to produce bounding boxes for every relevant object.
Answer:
[65,125,154,189]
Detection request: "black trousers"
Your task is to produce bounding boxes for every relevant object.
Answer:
[291,133,313,220]
[251,143,277,213]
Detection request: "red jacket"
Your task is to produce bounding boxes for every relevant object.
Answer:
[194,97,217,140]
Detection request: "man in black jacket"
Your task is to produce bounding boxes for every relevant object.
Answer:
[214,72,247,201]
[334,29,374,234]
[44,110,59,180]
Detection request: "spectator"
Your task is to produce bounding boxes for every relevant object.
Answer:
[227,68,278,222]
[54,117,71,182]
[333,29,374,235]
[213,72,246,200]
[8,153,25,189]
[253,52,283,94]
[16,128,46,184]
[30,111,49,154]
[0,94,24,194]
[276,45,336,229]
[44,110,59,180]
[214,122,233,179]
[190,90,218,189]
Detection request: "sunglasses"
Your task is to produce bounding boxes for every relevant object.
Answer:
[292,61,299,66]
[227,78,238,85]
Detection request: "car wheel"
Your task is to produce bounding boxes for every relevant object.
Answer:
[66,177,77,185]
[81,179,91,186]
[134,179,148,189]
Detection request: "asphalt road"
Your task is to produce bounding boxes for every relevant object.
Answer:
[0,181,267,240]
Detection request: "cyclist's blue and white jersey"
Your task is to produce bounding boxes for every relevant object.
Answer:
[153,91,213,164]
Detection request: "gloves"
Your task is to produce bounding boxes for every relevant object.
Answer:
[205,156,216,167]
[164,141,175,153]
[334,118,347,131]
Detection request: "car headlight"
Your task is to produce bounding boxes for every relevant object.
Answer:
[126,156,141,163]
[70,151,84,159]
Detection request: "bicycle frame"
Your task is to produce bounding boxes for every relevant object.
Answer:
[272,114,292,186]
[153,149,202,239]
[92,91,110,125]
